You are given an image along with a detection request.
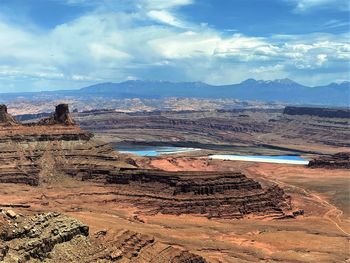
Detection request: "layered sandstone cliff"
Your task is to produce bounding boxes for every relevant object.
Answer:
[87,230,207,262]
[308,152,350,169]
[106,169,292,219]
[0,104,134,186]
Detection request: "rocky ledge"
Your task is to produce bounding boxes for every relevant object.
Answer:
[0,209,89,262]
[283,106,350,118]
[0,209,206,262]
[88,230,207,263]
[106,169,293,219]
[308,152,350,169]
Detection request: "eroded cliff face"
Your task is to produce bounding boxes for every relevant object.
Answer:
[283,106,350,118]
[87,230,207,263]
[106,169,292,219]
[0,210,206,263]
[308,152,350,169]
[0,104,135,186]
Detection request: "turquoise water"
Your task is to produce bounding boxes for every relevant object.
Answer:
[209,154,309,164]
[118,146,198,156]
[240,155,305,161]
[117,146,308,164]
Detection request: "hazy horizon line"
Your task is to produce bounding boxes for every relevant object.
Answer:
[1,77,349,94]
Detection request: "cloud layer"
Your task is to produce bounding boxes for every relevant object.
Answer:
[287,0,349,12]
[0,0,349,91]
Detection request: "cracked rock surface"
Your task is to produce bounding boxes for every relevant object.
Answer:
[0,210,206,263]
[0,210,89,262]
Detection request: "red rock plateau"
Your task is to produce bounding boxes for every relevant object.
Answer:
[0,104,293,220]
[0,104,298,262]
[0,104,348,262]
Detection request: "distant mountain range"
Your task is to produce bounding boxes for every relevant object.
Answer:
[0,78,349,106]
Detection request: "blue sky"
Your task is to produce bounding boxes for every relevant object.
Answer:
[0,0,349,92]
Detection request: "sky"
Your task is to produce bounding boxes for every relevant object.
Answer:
[0,0,349,92]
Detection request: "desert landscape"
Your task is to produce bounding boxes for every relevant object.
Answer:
[0,103,348,262]
[0,0,349,262]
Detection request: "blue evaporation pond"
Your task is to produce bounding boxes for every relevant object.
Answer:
[209,154,309,165]
[118,146,197,157]
[244,155,305,161]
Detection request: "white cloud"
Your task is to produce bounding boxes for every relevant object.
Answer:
[323,19,349,29]
[251,64,285,74]
[287,0,349,12]
[0,0,348,91]
[142,0,194,10]
[89,43,132,60]
[147,10,185,28]
[149,31,219,58]
[316,54,327,66]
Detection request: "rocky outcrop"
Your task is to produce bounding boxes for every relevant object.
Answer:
[0,210,206,262]
[308,152,350,169]
[48,164,293,219]
[0,210,89,262]
[106,169,261,193]
[0,105,18,125]
[106,169,292,219]
[89,230,207,262]
[54,104,74,125]
[283,106,350,118]
[38,103,75,125]
[0,104,134,186]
